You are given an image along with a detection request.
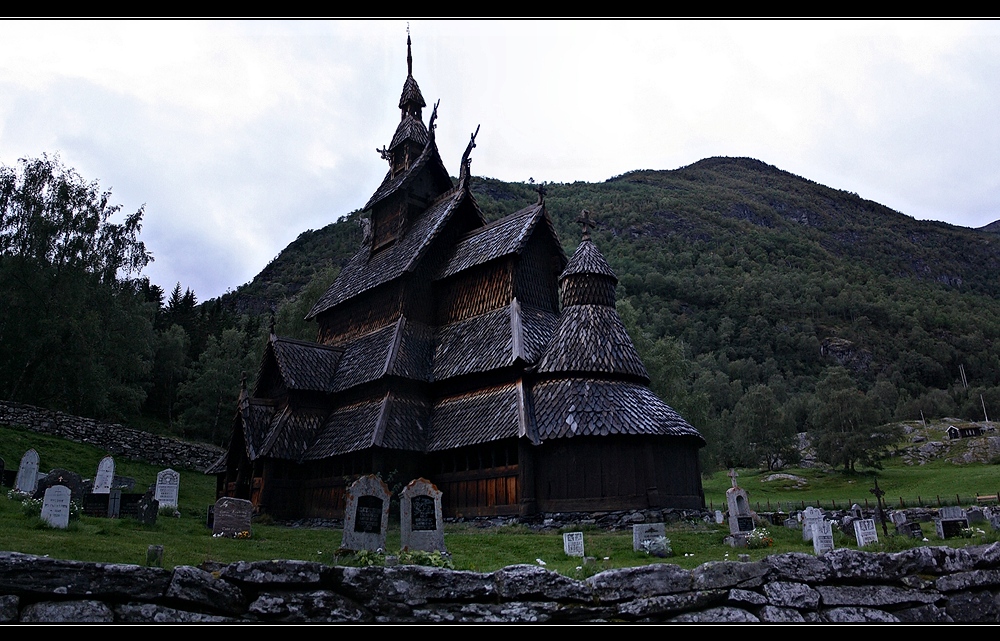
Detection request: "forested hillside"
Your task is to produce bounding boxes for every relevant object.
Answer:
[6,154,1000,474]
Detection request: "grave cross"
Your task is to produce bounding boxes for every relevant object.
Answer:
[577,209,594,241]
[870,477,889,537]
[728,468,739,489]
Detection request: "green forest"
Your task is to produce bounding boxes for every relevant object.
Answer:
[4,154,1000,475]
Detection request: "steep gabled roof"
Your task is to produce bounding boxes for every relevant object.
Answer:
[389,113,429,150]
[531,378,704,444]
[257,335,343,394]
[304,390,429,459]
[433,300,559,381]
[306,186,467,319]
[256,404,328,460]
[435,202,560,280]
[330,317,434,393]
[363,134,453,214]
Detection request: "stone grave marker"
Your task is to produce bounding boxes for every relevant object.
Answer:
[82,492,110,517]
[93,456,115,494]
[107,488,121,518]
[853,518,879,547]
[563,532,585,557]
[935,506,970,539]
[714,510,724,524]
[146,545,164,568]
[206,504,215,530]
[783,517,799,529]
[812,519,835,556]
[34,468,85,503]
[399,478,446,553]
[802,506,825,542]
[40,485,71,529]
[155,469,180,508]
[15,449,39,495]
[850,504,864,519]
[135,492,159,525]
[990,514,1000,533]
[632,523,667,552]
[212,497,254,538]
[342,474,391,552]
[967,506,986,524]
[725,469,754,535]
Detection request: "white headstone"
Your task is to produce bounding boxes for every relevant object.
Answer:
[633,523,666,551]
[715,510,724,524]
[40,485,71,529]
[563,532,585,557]
[155,469,180,508]
[15,449,40,495]
[93,456,115,494]
[812,519,835,555]
[853,518,879,547]
[802,507,825,542]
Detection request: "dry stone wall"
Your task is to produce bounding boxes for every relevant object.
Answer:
[4,544,1000,623]
[0,401,224,473]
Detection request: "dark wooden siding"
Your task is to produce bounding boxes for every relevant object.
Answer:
[435,261,513,325]
[534,436,705,512]
[560,274,617,308]
[427,440,521,517]
[317,286,403,346]
[514,232,560,312]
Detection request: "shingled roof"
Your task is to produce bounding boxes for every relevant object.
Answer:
[531,378,704,443]
[435,202,560,280]
[307,187,464,318]
[257,335,343,394]
[425,383,528,451]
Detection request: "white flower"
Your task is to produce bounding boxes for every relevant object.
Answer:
[536,558,546,566]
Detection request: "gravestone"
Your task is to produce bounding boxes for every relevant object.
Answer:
[206,504,215,530]
[146,545,164,568]
[399,478,446,553]
[783,517,799,529]
[990,514,1000,533]
[82,492,110,517]
[341,474,391,552]
[107,488,121,518]
[112,475,136,492]
[725,469,754,535]
[853,518,879,547]
[15,449,39,495]
[802,506,825,542]
[812,519,835,556]
[563,532,585,557]
[633,523,667,551]
[212,497,253,538]
[850,504,864,519]
[40,485,71,529]
[714,510,724,525]
[890,511,907,527]
[93,456,115,494]
[155,469,180,508]
[34,469,85,503]
[135,492,159,525]
[967,506,986,524]
[935,506,970,539]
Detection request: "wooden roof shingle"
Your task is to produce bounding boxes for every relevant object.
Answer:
[435,203,543,280]
[426,384,522,451]
[560,239,617,282]
[536,305,649,381]
[531,378,704,444]
[265,335,343,393]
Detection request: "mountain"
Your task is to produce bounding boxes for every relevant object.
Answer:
[211,156,1000,465]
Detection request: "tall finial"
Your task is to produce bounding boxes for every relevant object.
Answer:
[459,124,480,187]
[407,25,413,77]
[577,209,595,241]
[535,183,546,205]
[428,99,439,136]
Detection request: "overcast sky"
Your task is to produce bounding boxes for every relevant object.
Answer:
[1,19,998,302]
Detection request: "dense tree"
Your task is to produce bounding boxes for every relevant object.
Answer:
[0,155,153,420]
[731,384,799,471]
[808,368,902,472]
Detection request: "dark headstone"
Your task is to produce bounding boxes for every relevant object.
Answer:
[212,497,253,538]
[206,504,215,530]
[896,521,924,538]
[107,488,121,518]
[34,469,85,504]
[82,493,110,517]
[136,492,159,525]
[119,493,145,520]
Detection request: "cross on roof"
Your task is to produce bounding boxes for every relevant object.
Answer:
[577,209,594,241]
[728,468,739,489]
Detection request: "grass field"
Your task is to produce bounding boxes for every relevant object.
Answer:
[3,423,1000,576]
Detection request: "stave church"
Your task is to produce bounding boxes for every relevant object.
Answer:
[209,37,706,519]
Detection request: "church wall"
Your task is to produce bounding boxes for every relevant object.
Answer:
[316,286,404,346]
[533,436,705,512]
[514,231,561,312]
[434,260,513,325]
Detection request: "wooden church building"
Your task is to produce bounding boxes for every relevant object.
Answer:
[210,37,706,519]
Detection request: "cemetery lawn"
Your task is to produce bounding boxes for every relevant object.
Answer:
[4,424,1000,576]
